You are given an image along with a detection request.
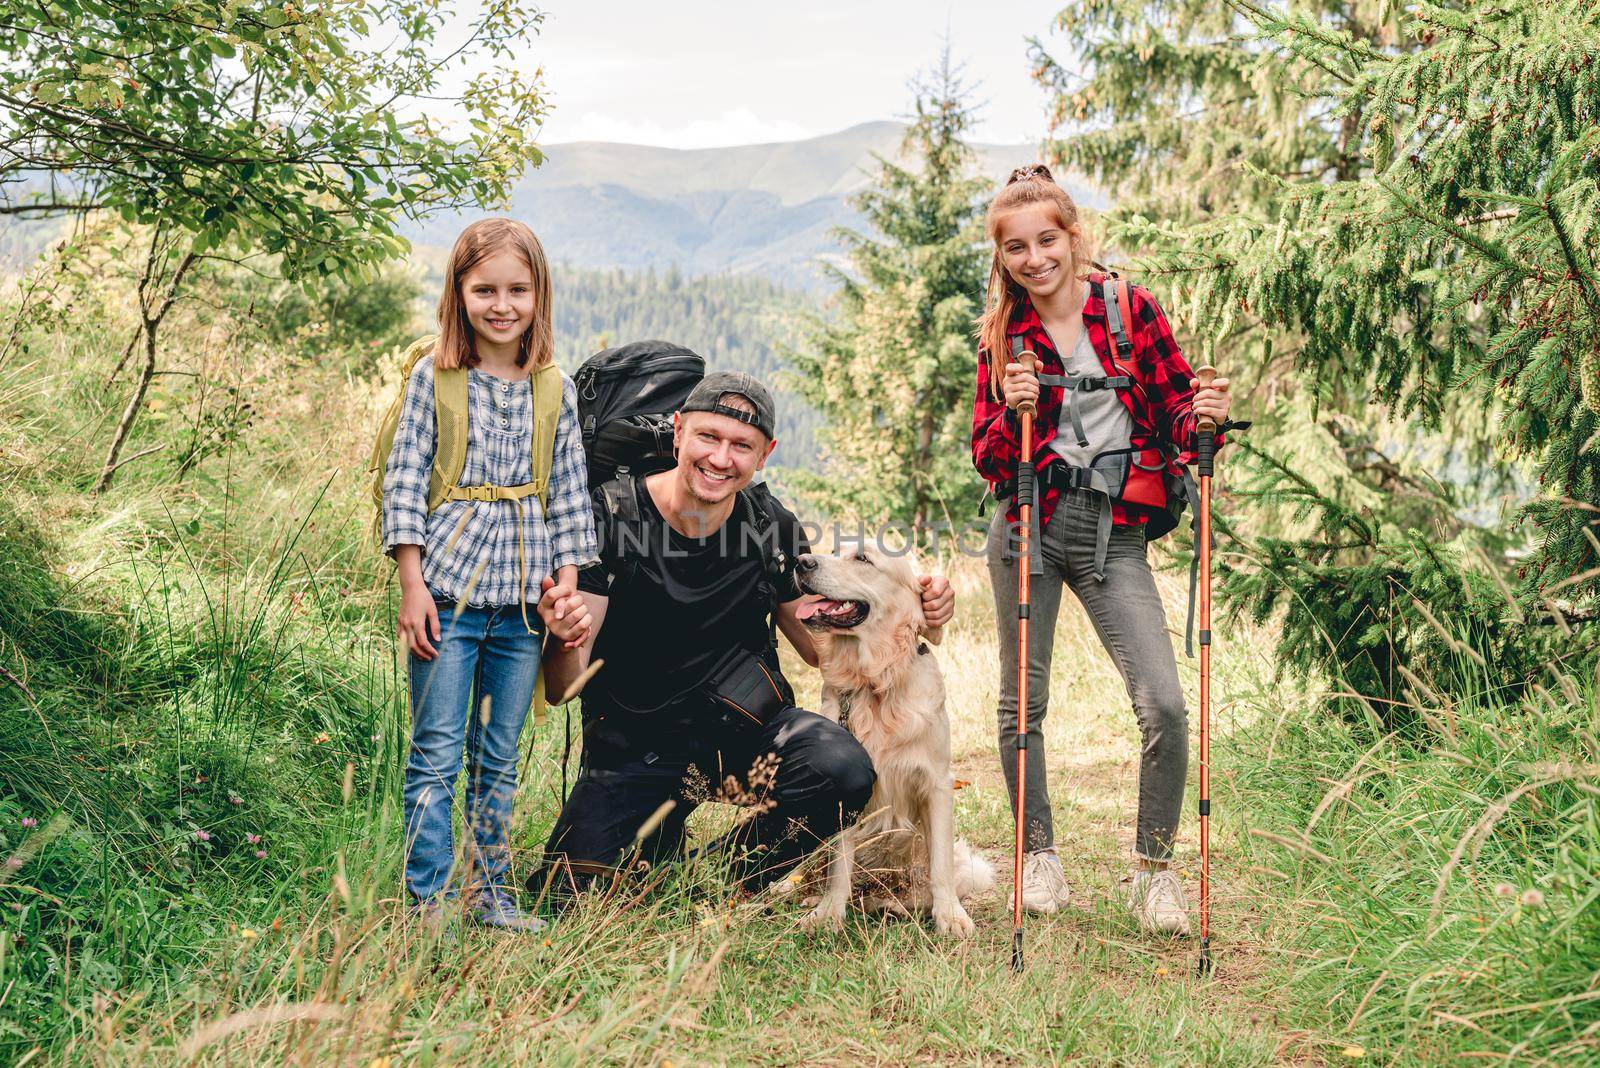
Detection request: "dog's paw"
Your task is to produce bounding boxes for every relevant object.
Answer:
[798,900,848,933]
[933,901,975,938]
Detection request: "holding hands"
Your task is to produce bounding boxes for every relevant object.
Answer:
[538,574,593,650]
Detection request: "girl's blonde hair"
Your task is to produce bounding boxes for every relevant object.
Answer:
[975,164,1089,393]
[435,218,553,370]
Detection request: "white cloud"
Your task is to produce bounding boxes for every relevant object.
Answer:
[552,108,817,149]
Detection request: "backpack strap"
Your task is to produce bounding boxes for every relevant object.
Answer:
[1104,276,1136,360]
[739,482,796,702]
[598,471,645,598]
[738,481,789,586]
[369,335,443,542]
[427,365,470,512]
[1182,466,1205,658]
[528,362,563,512]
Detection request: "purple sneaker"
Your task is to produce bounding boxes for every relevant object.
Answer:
[470,887,548,933]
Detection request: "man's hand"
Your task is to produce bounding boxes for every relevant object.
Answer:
[538,574,592,650]
[918,574,955,630]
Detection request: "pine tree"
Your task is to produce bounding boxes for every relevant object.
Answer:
[787,51,991,533]
[1035,1,1600,705]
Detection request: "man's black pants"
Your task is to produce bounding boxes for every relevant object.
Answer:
[533,707,875,898]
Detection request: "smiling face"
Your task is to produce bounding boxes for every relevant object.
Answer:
[672,395,775,506]
[458,249,537,359]
[995,205,1079,303]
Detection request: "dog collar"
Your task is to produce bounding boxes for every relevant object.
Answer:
[836,689,857,733]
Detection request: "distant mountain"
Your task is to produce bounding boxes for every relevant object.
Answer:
[402,122,1094,290]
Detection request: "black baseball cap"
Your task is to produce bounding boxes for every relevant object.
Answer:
[680,370,777,440]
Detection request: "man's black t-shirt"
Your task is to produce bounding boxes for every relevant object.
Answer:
[577,474,811,759]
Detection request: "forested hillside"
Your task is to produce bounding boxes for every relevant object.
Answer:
[551,266,822,464]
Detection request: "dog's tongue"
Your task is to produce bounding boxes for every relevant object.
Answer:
[795,598,843,621]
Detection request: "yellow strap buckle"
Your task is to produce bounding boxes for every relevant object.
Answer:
[447,481,543,503]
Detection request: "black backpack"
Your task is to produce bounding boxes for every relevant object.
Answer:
[574,340,705,488]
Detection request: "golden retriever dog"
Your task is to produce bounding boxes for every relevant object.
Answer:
[791,546,994,938]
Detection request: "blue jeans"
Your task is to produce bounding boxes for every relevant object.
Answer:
[403,599,543,901]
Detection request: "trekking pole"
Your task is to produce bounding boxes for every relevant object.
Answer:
[1011,348,1037,973]
[1194,365,1217,978]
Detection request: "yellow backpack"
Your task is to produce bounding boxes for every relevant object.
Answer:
[368,335,564,520]
[368,336,565,721]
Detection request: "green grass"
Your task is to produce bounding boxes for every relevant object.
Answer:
[1,263,1597,1065]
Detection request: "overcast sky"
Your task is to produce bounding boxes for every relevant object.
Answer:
[526,2,1071,148]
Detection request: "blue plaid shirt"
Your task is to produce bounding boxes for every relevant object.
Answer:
[382,354,598,607]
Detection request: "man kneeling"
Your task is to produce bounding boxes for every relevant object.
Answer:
[532,372,954,897]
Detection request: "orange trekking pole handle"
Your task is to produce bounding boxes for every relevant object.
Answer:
[1011,350,1037,973]
[1194,364,1217,977]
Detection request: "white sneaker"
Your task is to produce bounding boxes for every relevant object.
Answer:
[1020,850,1071,914]
[1129,868,1191,936]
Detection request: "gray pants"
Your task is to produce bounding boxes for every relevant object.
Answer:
[988,489,1188,860]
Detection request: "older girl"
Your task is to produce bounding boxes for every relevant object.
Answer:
[383,218,596,931]
[971,166,1232,934]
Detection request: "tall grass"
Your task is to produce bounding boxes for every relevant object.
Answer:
[1236,665,1600,1063]
[4,245,1597,1064]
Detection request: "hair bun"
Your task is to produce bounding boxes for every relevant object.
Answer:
[1007,163,1055,185]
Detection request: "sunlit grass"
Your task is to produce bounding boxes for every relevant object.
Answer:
[2,288,1596,1064]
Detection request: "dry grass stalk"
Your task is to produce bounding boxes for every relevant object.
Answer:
[1248,827,1335,865]
[558,656,605,704]
[175,1002,347,1059]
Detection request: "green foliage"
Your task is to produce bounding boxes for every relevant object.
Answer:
[1036,1,1379,221]
[0,494,401,1050]
[0,0,549,491]
[787,53,991,527]
[551,264,822,465]
[1237,668,1600,1061]
[1220,439,1553,715]
[1039,0,1600,695]
[0,0,548,277]
[260,262,426,369]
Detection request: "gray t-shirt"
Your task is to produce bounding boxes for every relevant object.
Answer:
[1047,326,1134,467]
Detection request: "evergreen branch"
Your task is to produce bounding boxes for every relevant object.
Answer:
[1544,196,1600,323]
[1225,0,1377,85]
[1375,177,1536,277]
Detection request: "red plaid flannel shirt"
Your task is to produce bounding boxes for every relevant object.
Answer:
[970,274,1222,529]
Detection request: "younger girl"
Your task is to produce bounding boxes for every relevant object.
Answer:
[383,218,596,930]
[970,166,1232,934]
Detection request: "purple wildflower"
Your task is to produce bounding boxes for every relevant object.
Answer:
[194,830,211,842]
[246,833,261,845]
[254,850,267,860]
[20,818,37,829]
